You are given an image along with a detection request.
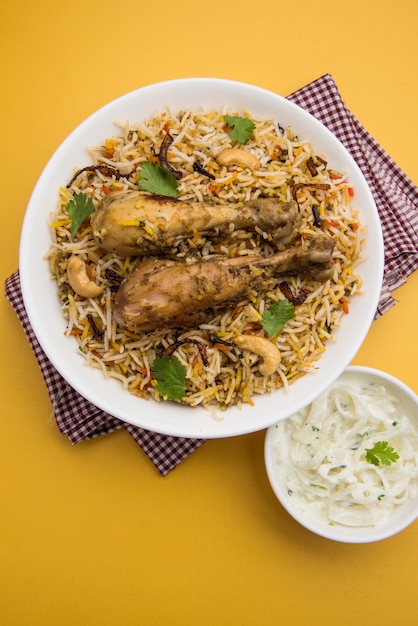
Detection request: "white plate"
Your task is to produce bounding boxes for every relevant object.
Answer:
[19,78,384,438]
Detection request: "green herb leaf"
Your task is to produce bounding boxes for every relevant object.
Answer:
[151,355,187,400]
[138,161,179,197]
[66,193,94,239]
[224,115,255,145]
[261,299,295,339]
[365,441,400,466]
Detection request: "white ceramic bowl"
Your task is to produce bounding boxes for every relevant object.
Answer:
[19,78,384,439]
[265,366,418,543]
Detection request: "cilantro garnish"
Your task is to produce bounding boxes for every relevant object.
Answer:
[138,162,179,197]
[261,299,295,339]
[365,441,400,466]
[151,355,187,400]
[224,115,255,145]
[66,192,94,239]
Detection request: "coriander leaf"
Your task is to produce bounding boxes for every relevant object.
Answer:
[66,193,94,239]
[365,441,400,466]
[138,161,179,197]
[151,355,187,400]
[261,299,295,339]
[224,115,255,145]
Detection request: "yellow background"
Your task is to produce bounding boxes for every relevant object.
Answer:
[1,1,418,624]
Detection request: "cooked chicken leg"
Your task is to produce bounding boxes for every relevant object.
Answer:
[91,191,300,256]
[114,235,334,331]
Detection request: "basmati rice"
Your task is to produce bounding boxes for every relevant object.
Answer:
[46,107,364,411]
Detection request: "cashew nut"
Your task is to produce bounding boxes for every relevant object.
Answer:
[234,334,281,377]
[217,148,261,171]
[67,255,104,298]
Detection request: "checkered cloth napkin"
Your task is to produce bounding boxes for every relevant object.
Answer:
[5,74,418,475]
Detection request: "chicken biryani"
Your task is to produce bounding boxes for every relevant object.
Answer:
[46,107,364,410]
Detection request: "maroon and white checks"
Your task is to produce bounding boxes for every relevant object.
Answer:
[5,74,418,475]
[288,75,418,316]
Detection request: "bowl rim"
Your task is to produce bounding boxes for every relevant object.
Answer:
[264,365,418,543]
[19,78,384,439]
